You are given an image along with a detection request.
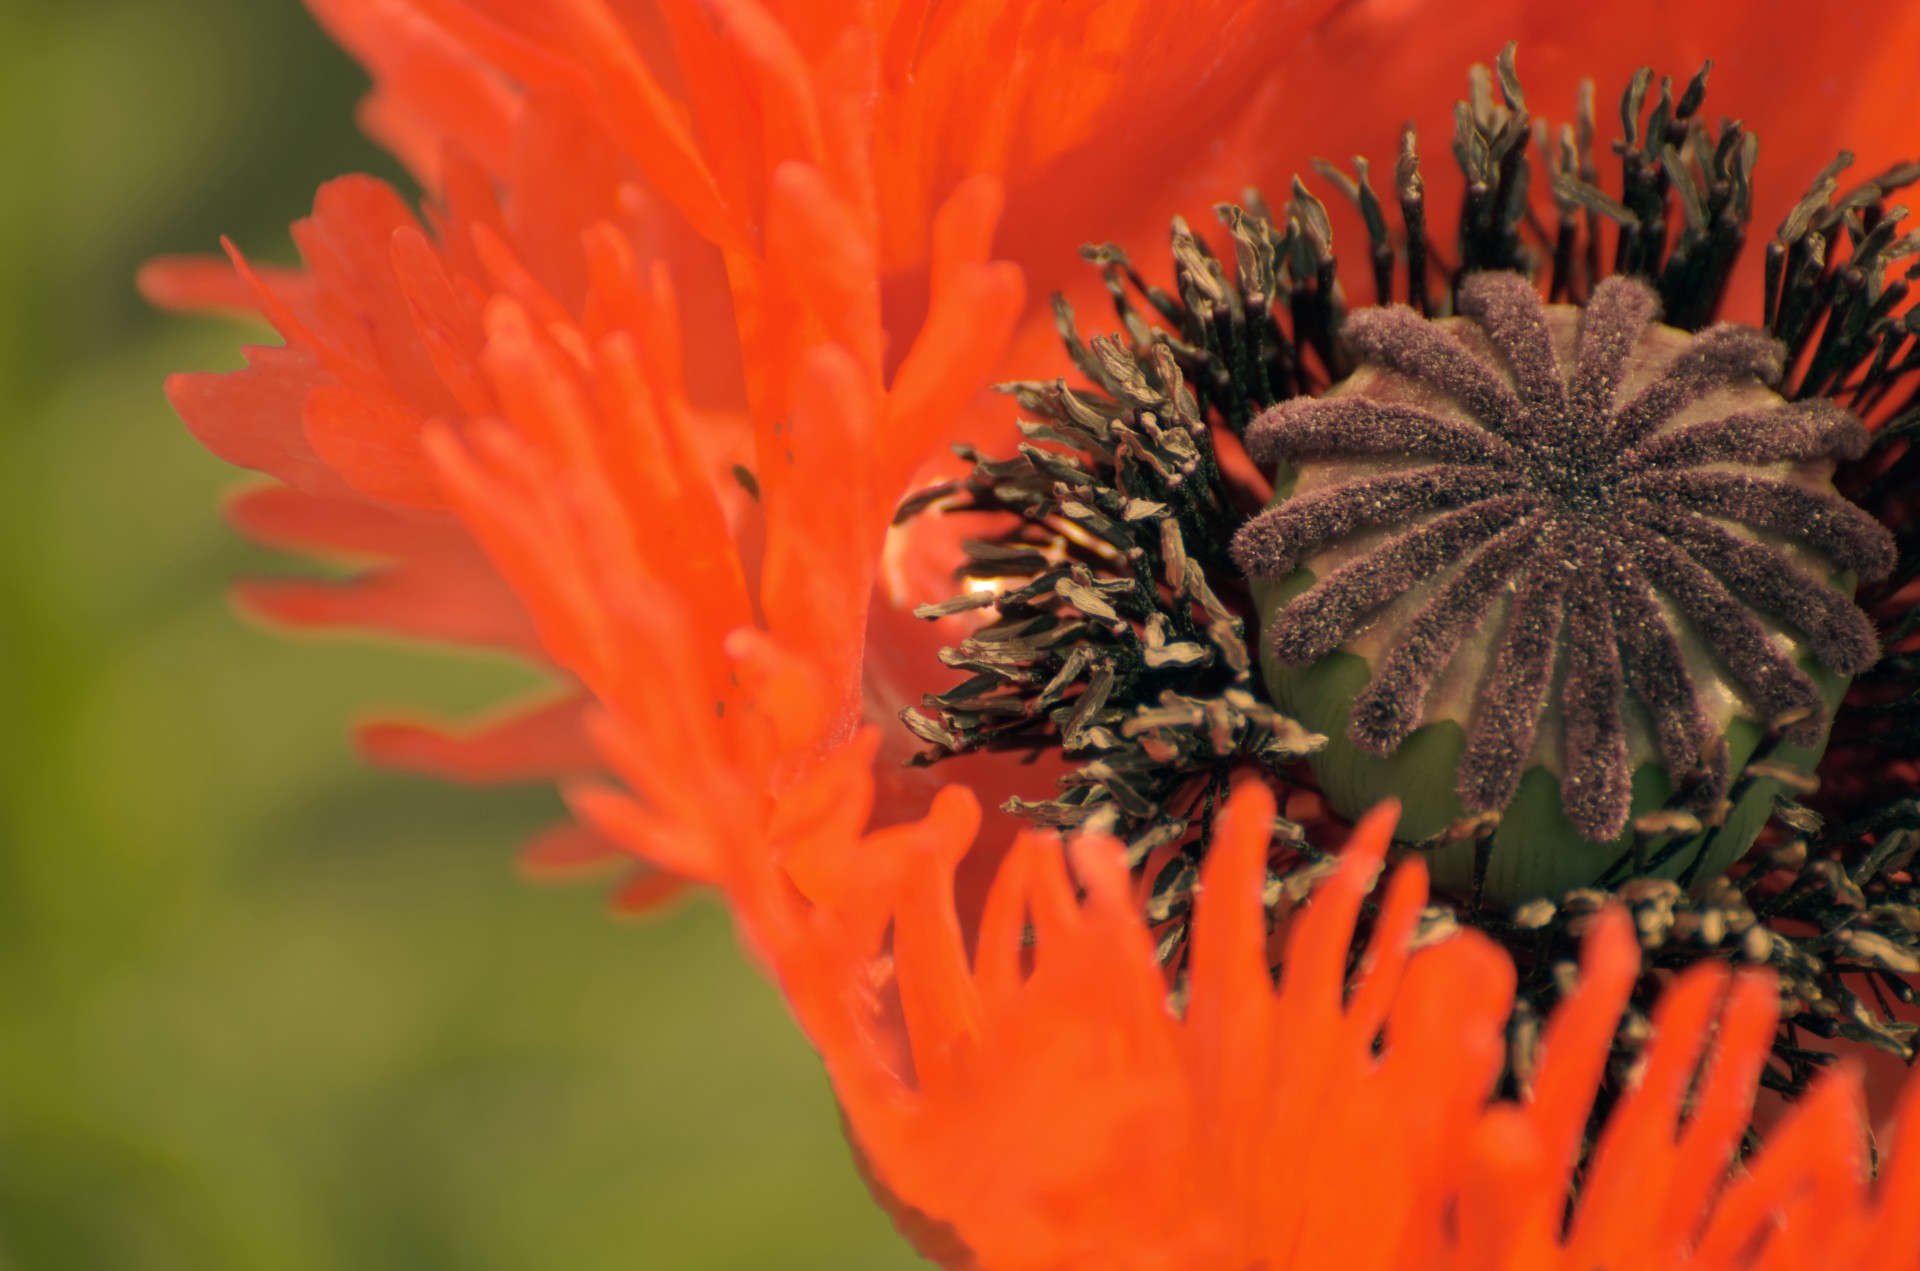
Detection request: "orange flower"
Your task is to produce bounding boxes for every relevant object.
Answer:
[146,2,1920,1265]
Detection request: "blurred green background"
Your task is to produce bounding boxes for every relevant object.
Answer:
[0,2,917,1266]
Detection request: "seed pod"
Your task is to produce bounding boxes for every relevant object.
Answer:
[1233,271,1890,908]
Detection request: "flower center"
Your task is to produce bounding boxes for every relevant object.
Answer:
[1539,465,1614,515]
[898,42,1920,1129]
[1234,273,1892,903]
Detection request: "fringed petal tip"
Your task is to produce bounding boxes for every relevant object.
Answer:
[515,822,691,915]
[137,254,273,317]
[821,785,1920,1267]
[353,695,599,785]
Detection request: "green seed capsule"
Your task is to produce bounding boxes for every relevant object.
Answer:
[1232,272,1891,908]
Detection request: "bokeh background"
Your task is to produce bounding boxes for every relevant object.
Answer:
[0,2,918,1265]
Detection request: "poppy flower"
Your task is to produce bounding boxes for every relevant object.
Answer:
[143,1,1920,1266]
